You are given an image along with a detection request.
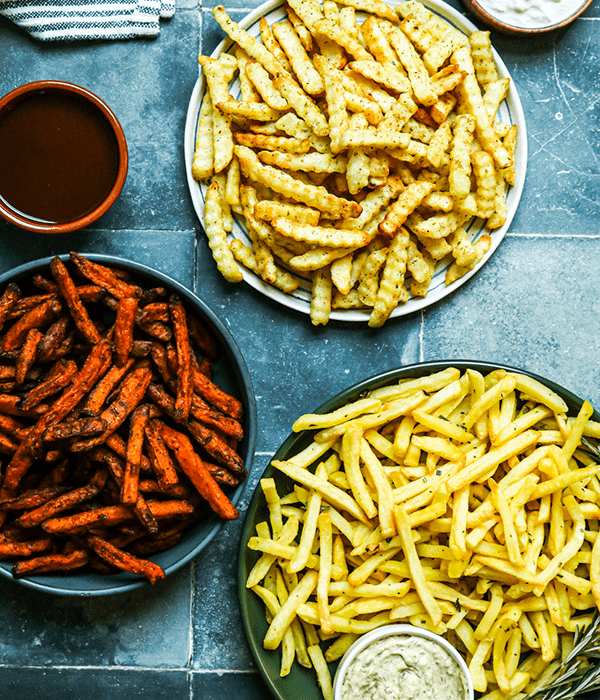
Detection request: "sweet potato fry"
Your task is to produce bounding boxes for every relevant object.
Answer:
[19,359,78,411]
[158,422,239,520]
[105,433,152,473]
[137,303,169,325]
[0,486,67,510]
[2,338,113,493]
[191,395,244,440]
[42,500,193,535]
[204,461,241,488]
[14,482,101,528]
[87,533,165,584]
[187,314,219,360]
[131,340,153,357]
[0,283,21,332]
[12,549,89,577]
[32,274,58,293]
[15,329,43,383]
[0,413,26,439]
[6,293,55,320]
[90,447,158,533]
[69,252,142,300]
[122,405,150,506]
[80,358,135,417]
[114,296,139,367]
[0,431,19,455]
[150,343,174,387]
[37,316,69,362]
[70,365,153,451]
[43,417,108,442]
[0,537,52,560]
[187,419,246,476]
[0,394,48,417]
[50,256,101,345]
[144,418,180,492]
[2,297,61,353]
[139,287,167,307]
[169,296,193,422]
[191,356,242,419]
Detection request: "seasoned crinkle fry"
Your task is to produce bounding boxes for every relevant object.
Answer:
[192,94,215,181]
[193,0,518,325]
[204,181,244,283]
[246,367,600,699]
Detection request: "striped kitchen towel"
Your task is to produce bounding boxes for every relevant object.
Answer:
[0,0,175,40]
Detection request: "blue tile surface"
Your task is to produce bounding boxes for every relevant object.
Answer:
[1,1,600,699]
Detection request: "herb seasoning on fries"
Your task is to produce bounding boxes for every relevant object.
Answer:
[193,0,518,326]
[0,253,245,583]
[245,366,600,700]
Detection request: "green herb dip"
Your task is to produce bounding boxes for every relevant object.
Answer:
[340,634,468,700]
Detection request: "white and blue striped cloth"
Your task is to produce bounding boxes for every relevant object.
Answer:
[0,0,175,40]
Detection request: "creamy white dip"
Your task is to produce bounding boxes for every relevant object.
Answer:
[476,0,586,29]
[340,635,468,700]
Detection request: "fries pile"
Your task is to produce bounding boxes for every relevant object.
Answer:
[0,253,245,583]
[246,367,600,700]
[192,0,518,326]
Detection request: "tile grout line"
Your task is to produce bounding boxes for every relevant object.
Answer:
[0,663,260,674]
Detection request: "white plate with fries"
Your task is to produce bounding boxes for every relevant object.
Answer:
[185,0,527,326]
[238,361,600,700]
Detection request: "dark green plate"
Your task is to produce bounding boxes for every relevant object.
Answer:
[237,360,598,700]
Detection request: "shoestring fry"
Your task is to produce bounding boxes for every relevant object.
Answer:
[244,366,600,700]
[192,0,518,326]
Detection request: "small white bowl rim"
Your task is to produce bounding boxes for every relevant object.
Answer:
[464,0,593,33]
[333,623,474,700]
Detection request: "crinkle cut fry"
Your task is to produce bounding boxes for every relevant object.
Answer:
[87,534,165,584]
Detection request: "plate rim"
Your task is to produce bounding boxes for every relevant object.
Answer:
[184,0,528,323]
[237,359,596,700]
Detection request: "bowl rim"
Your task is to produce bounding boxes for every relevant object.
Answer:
[0,253,257,596]
[461,0,593,34]
[0,80,128,234]
[332,623,474,700]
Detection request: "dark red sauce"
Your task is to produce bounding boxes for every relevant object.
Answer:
[0,91,120,224]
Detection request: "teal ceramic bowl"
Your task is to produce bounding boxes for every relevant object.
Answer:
[0,254,257,595]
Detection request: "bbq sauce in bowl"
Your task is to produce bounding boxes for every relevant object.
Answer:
[0,81,127,233]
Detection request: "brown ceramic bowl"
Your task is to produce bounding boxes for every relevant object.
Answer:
[0,80,128,234]
[461,0,593,35]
